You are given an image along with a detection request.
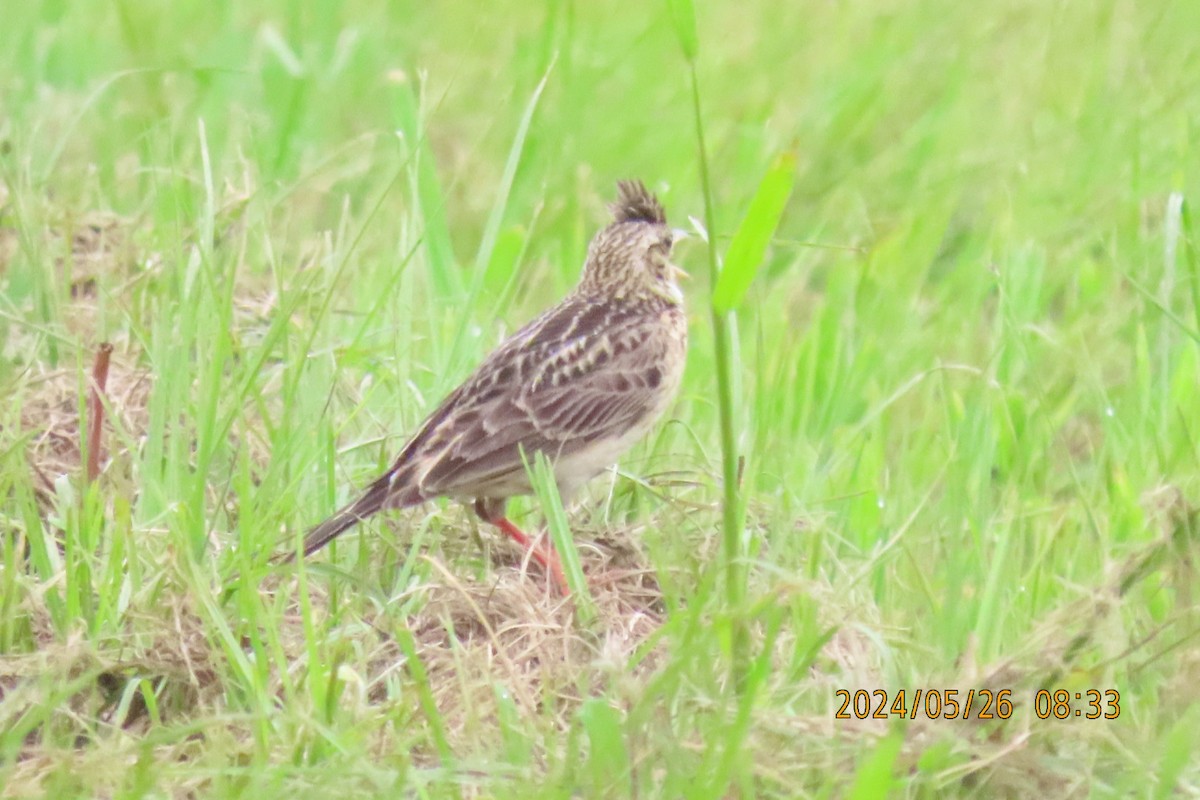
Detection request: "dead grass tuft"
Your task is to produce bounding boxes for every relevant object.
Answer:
[0,574,227,774]
[0,633,206,751]
[1,204,154,506]
[0,207,144,340]
[264,529,671,761]
[58,212,138,297]
[14,352,152,505]
[891,489,1200,793]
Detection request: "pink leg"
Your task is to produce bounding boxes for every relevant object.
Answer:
[492,516,570,596]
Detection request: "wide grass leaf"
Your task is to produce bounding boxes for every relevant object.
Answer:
[666,0,699,59]
[712,152,796,314]
[847,730,905,800]
[578,699,631,796]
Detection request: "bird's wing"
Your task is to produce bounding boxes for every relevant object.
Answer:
[292,296,679,557]
[409,298,676,498]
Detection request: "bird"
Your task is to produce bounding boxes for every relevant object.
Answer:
[284,180,688,594]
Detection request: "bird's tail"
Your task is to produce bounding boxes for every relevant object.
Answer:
[278,470,415,562]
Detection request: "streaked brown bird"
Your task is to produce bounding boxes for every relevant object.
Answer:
[287,180,688,593]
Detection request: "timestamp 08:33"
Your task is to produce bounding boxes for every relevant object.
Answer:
[834,688,1121,721]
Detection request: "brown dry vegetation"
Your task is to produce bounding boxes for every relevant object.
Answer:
[4,2,1200,791]
[2,221,1198,793]
[0,125,1196,792]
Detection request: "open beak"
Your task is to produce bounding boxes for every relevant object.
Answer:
[669,228,692,281]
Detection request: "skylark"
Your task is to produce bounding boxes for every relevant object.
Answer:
[287,180,688,593]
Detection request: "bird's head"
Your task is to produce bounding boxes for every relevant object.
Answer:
[578,181,686,305]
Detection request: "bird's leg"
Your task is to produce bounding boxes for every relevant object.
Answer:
[474,498,570,595]
[493,516,570,595]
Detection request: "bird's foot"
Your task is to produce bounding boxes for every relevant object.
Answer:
[492,516,571,596]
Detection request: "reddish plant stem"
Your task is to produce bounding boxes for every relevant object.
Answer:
[86,343,113,483]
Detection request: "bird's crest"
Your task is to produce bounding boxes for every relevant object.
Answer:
[611,180,666,225]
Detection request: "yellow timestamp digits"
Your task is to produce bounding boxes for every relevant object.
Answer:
[1033,689,1120,719]
[834,688,1013,720]
[834,688,1121,720]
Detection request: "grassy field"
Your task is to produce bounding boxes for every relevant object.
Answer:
[2,0,1200,796]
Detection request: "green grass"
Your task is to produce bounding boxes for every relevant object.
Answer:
[2,1,1200,797]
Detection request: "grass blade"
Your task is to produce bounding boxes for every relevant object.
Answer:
[1124,270,1200,345]
[1180,195,1200,338]
[665,0,699,59]
[578,699,631,795]
[528,450,596,623]
[393,78,460,299]
[712,152,796,314]
[670,0,752,689]
[448,61,554,375]
[847,729,906,800]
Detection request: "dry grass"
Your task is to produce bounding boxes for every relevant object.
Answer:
[5,2,1200,786]
[275,533,669,746]
[16,355,152,505]
[5,312,1196,793]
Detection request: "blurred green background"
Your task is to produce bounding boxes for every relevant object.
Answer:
[1,1,1199,797]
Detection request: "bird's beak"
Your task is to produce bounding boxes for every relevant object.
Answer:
[669,229,691,281]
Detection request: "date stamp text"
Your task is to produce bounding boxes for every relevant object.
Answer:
[834,688,1120,720]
